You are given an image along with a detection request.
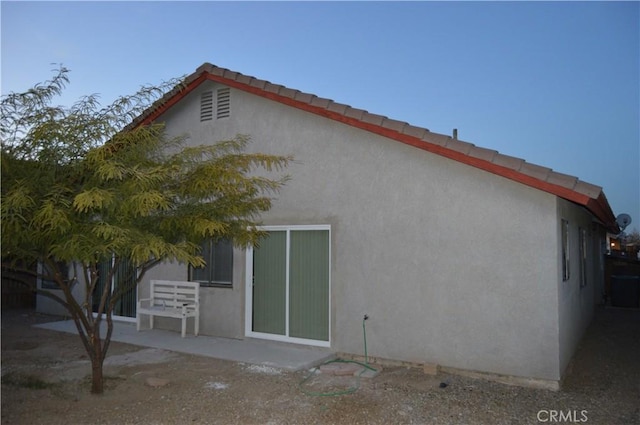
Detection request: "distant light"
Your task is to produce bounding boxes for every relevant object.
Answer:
[611,242,615,247]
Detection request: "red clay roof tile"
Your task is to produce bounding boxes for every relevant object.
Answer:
[361,113,387,126]
[520,162,553,182]
[445,140,475,155]
[467,146,498,162]
[380,118,408,133]
[249,79,267,90]
[546,172,578,190]
[422,133,450,147]
[265,84,284,95]
[402,125,428,139]
[327,102,349,114]
[491,154,525,171]
[293,92,315,103]
[235,74,253,85]
[280,87,297,98]
[310,97,331,108]
[574,181,603,199]
[222,69,238,80]
[344,107,366,120]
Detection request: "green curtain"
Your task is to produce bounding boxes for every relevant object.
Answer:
[252,231,287,335]
[289,230,329,340]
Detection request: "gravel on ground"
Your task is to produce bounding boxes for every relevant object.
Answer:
[1,307,638,425]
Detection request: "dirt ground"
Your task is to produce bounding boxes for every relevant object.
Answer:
[1,307,639,425]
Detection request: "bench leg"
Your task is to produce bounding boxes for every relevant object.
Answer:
[181,317,187,338]
[195,314,199,337]
[150,315,154,330]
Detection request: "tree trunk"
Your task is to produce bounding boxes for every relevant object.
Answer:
[90,357,104,394]
[89,332,105,394]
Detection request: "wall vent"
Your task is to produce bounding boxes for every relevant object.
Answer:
[200,91,213,122]
[217,88,231,119]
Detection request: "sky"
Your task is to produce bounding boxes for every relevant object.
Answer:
[2,1,639,230]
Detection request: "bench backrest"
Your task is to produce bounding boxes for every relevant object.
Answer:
[150,280,199,309]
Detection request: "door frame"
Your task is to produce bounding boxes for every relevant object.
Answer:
[245,225,331,347]
[93,256,138,323]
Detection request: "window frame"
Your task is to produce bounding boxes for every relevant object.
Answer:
[244,224,331,347]
[190,239,234,288]
[40,260,70,290]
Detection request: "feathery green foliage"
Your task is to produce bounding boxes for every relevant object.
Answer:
[1,67,290,394]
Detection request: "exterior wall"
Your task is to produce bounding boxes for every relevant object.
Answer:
[555,198,600,378]
[155,81,565,381]
[140,251,246,338]
[36,263,84,317]
[36,292,72,317]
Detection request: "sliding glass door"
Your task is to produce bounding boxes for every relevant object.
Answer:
[247,226,330,346]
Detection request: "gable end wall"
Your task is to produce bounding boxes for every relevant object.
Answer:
[150,82,564,381]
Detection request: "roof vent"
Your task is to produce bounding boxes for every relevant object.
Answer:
[200,91,213,122]
[217,88,230,119]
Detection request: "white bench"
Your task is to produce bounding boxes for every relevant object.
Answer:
[136,280,200,338]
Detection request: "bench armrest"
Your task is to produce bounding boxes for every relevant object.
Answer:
[138,298,153,308]
[180,301,199,313]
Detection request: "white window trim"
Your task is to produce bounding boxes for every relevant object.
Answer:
[245,224,331,347]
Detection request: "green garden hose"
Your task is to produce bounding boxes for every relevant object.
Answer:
[299,315,377,397]
[363,314,369,364]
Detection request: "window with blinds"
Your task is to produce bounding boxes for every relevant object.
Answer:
[190,239,233,287]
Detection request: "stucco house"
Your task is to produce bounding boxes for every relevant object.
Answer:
[37,63,618,389]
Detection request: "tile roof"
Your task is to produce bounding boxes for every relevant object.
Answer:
[132,63,618,232]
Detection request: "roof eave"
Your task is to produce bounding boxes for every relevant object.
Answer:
[134,65,618,231]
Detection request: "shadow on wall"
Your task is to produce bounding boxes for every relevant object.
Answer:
[605,255,640,309]
[2,262,37,309]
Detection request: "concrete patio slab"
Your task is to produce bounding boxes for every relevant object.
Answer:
[35,319,335,372]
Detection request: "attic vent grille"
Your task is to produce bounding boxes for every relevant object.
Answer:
[217,88,230,119]
[200,91,213,122]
